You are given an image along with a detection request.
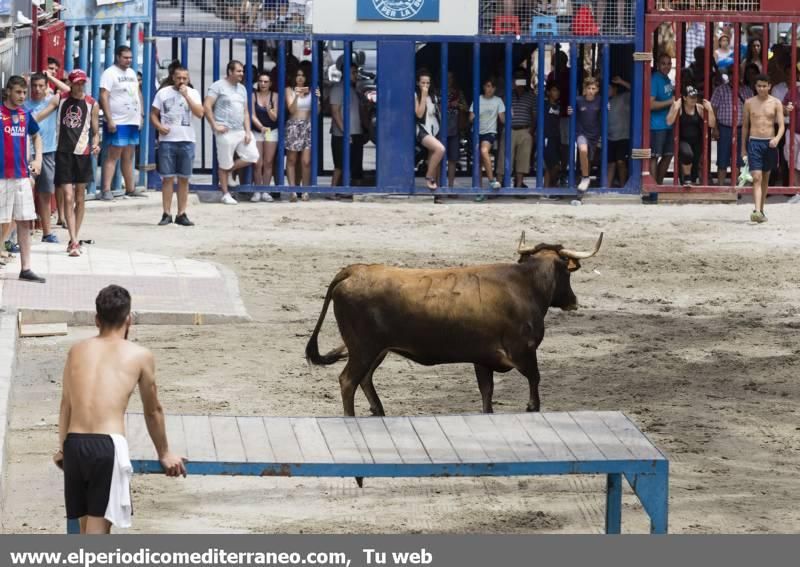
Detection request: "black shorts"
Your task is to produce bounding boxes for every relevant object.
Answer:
[543,137,561,169]
[608,139,630,163]
[63,433,115,519]
[54,152,94,186]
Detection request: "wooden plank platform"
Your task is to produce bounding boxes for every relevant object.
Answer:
[122,411,669,534]
[126,412,666,469]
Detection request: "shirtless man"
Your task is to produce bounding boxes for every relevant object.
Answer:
[742,74,785,223]
[54,285,186,534]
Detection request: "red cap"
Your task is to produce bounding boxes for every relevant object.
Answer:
[68,69,88,84]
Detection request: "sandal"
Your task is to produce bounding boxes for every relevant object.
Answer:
[425,177,438,191]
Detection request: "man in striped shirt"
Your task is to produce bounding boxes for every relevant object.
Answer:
[497,68,536,188]
[0,76,45,282]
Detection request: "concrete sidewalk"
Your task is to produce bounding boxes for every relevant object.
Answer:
[0,241,250,325]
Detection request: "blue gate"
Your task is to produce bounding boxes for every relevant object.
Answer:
[146,0,645,197]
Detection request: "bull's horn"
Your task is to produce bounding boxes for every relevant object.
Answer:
[559,233,604,260]
[517,231,539,255]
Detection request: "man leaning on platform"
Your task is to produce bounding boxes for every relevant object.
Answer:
[54,285,186,534]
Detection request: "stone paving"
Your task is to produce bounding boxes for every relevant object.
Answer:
[0,243,250,325]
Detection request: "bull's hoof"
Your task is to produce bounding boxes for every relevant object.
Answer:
[356,476,364,488]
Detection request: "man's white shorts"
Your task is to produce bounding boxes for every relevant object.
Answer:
[0,178,37,224]
[215,130,259,171]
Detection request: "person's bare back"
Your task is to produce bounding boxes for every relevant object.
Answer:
[55,285,185,534]
[62,336,151,436]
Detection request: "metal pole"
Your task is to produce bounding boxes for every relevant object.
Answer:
[140,22,154,187]
[732,24,741,189]
[212,39,220,188]
[701,23,711,187]
[789,23,797,189]
[311,39,320,187]
[91,27,102,100]
[673,22,682,187]
[105,25,114,70]
[79,26,89,73]
[243,39,253,187]
[472,42,480,189]
[568,43,578,190]
[502,40,512,189]
[277,40,287,188]
[536,42,545,190]
[601,43,609,192]
[65,26,75,73]
[631,5,646,191]
[439,42,449,189]
[130,23,140,73]
[181,38,189,68]
[201,38,207,170]
[343,40,352,188]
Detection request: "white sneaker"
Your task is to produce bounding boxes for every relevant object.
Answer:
[227,176,240,188]
[221,193,238,205]
[261,193,274,202]
[251,192,261,202]
[489,179,502,190]
[788,194,800,204]
[577,177,591,192]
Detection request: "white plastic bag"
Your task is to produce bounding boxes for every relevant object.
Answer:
[738,159,752,187]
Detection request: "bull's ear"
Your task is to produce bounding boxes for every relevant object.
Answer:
[566,258,581,272]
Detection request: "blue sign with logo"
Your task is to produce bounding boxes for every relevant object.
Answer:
[357,0,440,22]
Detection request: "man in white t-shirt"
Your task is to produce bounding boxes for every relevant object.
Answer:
[151,66,204,226]
[99,46,143,201]
[203,60,259,205]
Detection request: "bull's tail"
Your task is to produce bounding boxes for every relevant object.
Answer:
[305,268,351,365]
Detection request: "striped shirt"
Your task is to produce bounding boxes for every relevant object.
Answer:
[0,104,40,179]
[509,89,536,128]
[710,83,754,127]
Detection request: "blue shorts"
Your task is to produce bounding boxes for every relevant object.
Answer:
[104,124,140,147]
[717,125,744,169]
[157,141,194,179]
[747,138,778,172]
[479,133,496,146]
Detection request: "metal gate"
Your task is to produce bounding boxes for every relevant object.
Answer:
[642,1,800,194]
[147,0,645,196]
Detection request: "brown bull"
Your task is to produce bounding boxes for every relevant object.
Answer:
[306,232,603,416]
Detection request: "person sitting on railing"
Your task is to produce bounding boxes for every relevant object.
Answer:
[568,76,601,193]
[666,85,717,188]
[414,68,445,192]
[469,77,506,199]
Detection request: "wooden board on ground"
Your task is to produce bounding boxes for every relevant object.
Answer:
[658,192,737,203]
[17,313,68,338]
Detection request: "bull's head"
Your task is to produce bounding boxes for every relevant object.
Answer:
[516,232,603,311]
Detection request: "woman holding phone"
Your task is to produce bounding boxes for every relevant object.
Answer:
[285,62,319,202]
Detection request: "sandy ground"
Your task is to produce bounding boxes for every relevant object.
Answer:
[2,194,800,534]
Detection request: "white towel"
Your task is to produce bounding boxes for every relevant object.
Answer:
[104,434,133,528]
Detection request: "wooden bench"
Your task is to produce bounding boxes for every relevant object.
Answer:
[66,411,668,534]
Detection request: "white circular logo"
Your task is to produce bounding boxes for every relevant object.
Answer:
[372,0,424,21]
